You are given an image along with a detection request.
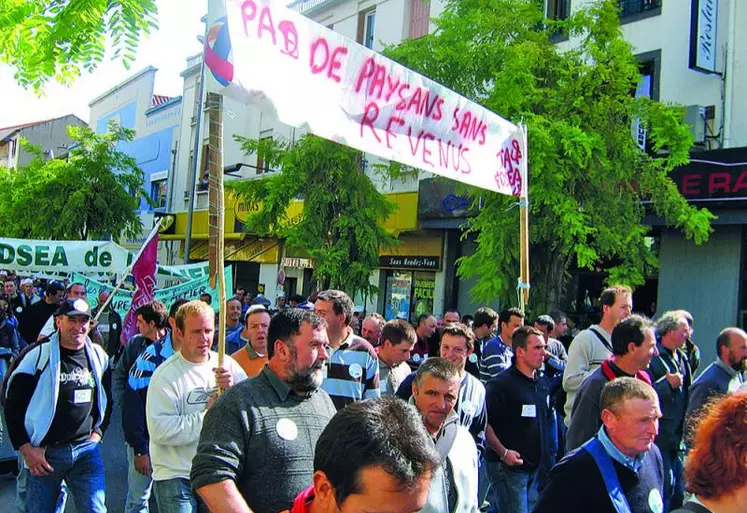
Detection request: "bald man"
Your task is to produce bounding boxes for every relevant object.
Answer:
[687,327,747,420]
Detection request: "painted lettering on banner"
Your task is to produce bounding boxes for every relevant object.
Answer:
[207,0,526,196]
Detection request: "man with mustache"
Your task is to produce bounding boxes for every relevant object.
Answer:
[192,308,337,513]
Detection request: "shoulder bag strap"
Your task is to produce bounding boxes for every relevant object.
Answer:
[582,437,633,513]
[589,327,613,353]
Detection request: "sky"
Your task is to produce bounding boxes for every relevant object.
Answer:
[0,1,206,128]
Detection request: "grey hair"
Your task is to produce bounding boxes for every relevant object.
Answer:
[656,311,689,338]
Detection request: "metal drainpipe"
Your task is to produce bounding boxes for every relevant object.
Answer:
[184,52,207,264]
[722,0,737,148]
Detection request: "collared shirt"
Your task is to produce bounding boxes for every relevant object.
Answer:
[378,357,410,396]
[480,336,513,383]
[322,330,380,410]
[714,358,744,390]
[596,426,644,473]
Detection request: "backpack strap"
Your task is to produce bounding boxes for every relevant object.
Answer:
[582,437,633,513]
[589,327,613,353]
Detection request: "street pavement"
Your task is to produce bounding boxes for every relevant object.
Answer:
[0,405,130,513]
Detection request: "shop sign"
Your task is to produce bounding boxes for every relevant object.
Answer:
[282,257,315,268]
[379,255,440,271]
[418,177,479,219]
[689,0,719,74]
[669,148,747,202]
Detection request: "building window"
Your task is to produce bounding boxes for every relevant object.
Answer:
[151,179,167,209]
[546,0,570,20]
[619,0,662,22]
[633,50,661,151]
[198,143,210,191]
[409,0,431,39]
[357,9,376,49]
[256,130,273,175]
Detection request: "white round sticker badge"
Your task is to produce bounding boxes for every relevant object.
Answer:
[412,354,422,363]
[348,363,363,379]
[468,353,478,363]
[648,488,663,513]
[276,418,298,441]
[16,307,23,314]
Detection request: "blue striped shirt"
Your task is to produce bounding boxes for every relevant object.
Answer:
[321,331,380,410]
[480,336,513,383]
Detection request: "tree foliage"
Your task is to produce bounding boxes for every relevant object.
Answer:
[0,121,149,240]
[0,0,158,91]
[229,134,398,299]
[384,0,714,312]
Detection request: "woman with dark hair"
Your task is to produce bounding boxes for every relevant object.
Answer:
[672,391,747,513]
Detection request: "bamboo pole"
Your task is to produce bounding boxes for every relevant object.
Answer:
[518,124,530,313]
[206,92,227,377]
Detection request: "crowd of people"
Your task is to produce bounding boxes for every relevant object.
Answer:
[0,274,745,513]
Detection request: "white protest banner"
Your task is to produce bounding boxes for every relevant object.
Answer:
[205,0,526,195]
[75,266,234,319]
[0,238,130,274]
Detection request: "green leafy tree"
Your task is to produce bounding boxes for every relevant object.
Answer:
[229,134,398,299]
[384,0,714,312]
[0,0,158,91]
[0,121,150,240]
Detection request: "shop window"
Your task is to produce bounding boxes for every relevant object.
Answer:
[383,270,436,321]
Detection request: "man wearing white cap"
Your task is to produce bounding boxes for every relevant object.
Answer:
[4,298,111,513]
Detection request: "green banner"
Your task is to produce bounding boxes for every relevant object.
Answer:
[74,267,234,319]
[0,238,212,281]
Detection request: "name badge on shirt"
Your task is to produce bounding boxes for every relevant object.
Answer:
[521,404,536,418]
[74,389,92,404]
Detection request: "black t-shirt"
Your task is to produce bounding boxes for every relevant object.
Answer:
[18,300,57,343]
[485,366,551,470]
[42,346,98,446]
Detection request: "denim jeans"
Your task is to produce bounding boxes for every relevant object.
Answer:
[661,448,685,511]
[153,478,205,513]
[125,446,154,513]
[17,453,70,513]
[487,460,539,513]
[26,439,105,513]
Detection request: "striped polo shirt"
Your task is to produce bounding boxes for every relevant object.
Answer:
[321,330,380,410]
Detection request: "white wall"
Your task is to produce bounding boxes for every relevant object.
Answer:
[570,0,746,148]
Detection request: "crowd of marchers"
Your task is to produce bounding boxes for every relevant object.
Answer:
[0,274,745,513]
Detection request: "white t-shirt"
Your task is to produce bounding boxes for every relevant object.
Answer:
[39,315,57,338]
[146,351,247,481]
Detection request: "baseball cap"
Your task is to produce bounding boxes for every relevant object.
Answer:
[55,298,92,318]
[20,278,33,286]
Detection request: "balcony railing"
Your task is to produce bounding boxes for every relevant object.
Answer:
[620,0,662,18]
[288,0,333,14]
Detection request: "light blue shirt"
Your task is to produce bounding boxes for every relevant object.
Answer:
[597,426,645,473]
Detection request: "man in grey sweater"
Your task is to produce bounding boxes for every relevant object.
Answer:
[191,308,337,513]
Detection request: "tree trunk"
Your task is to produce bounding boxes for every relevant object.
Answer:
[545,250,569,314]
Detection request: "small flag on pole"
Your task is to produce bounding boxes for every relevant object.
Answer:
[120,224,160,346]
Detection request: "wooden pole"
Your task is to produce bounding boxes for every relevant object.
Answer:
[206,92,227,376]
[518,124,530,313]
